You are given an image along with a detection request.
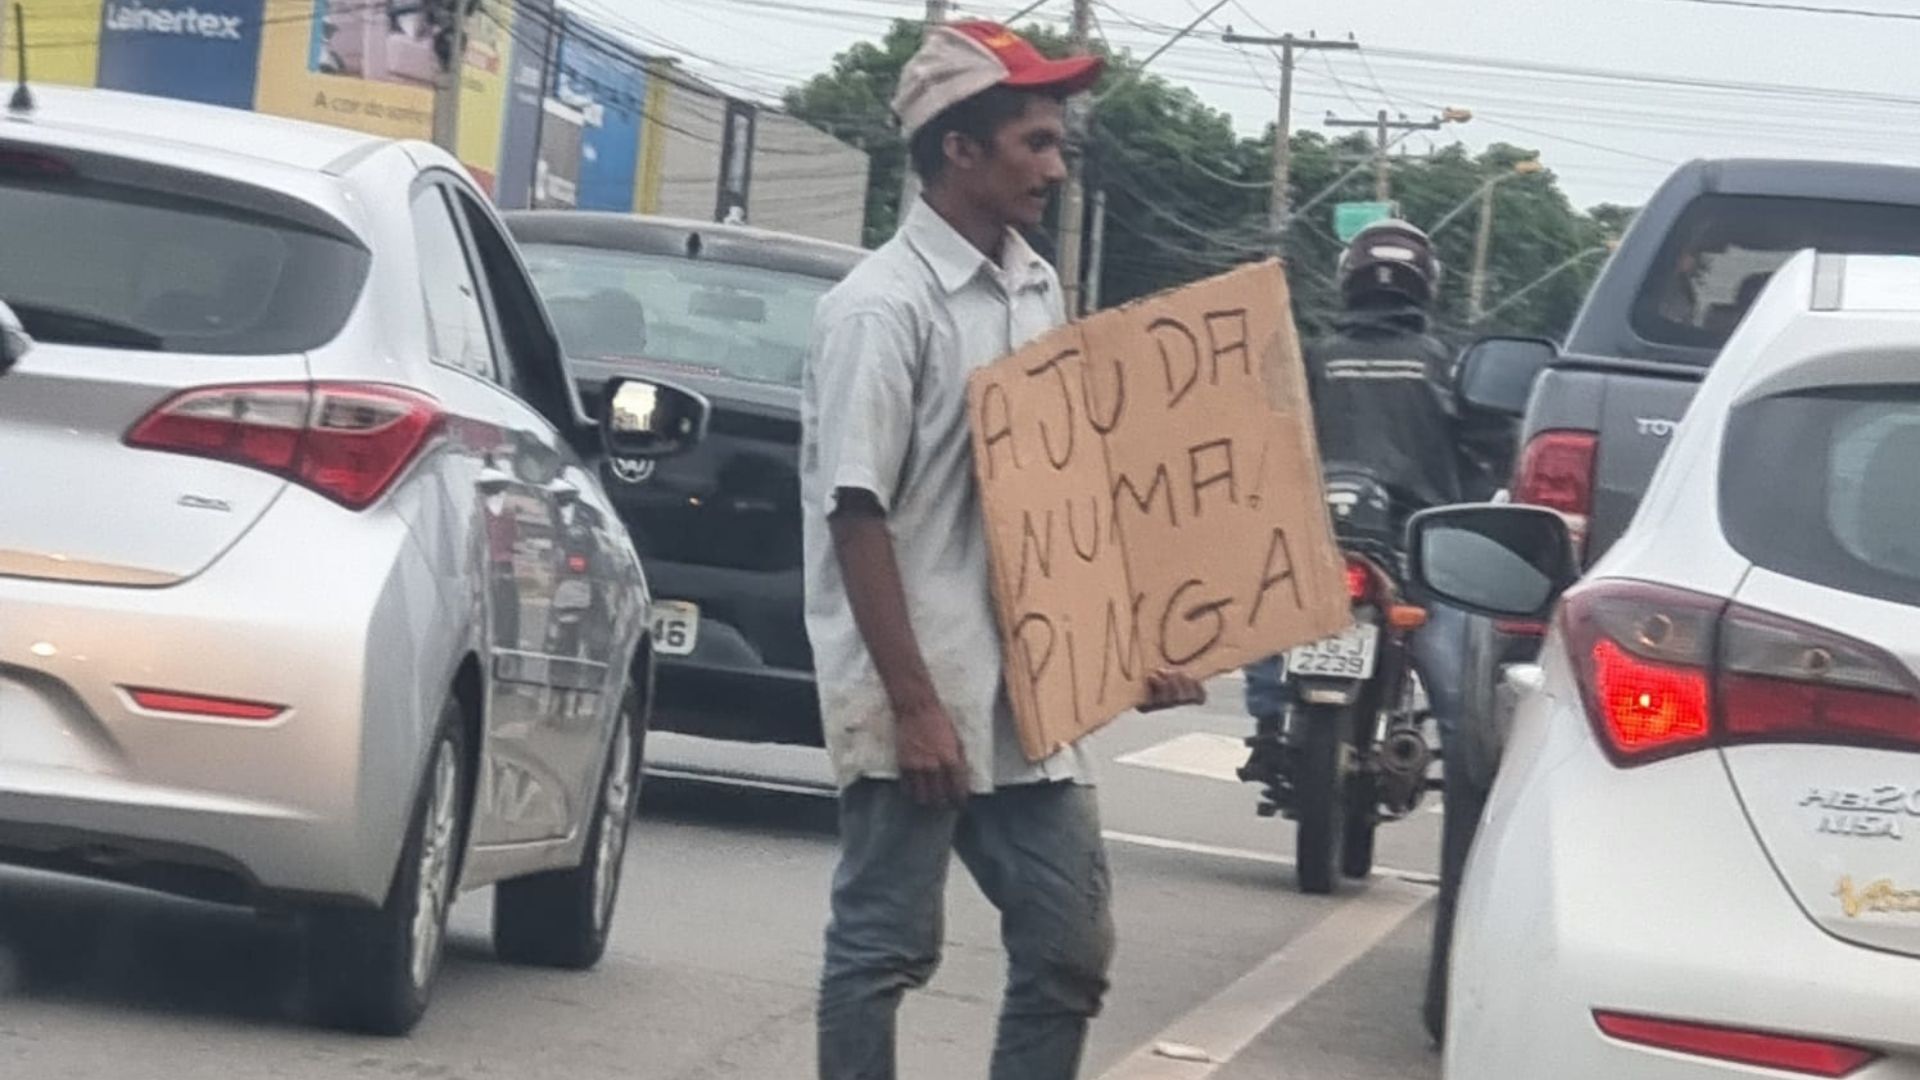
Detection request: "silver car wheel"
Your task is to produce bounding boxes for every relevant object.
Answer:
[592,719,634,934]
[410,738,460,991]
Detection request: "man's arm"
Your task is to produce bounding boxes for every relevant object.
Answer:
[828,490,969,807]
[809,303,970,807]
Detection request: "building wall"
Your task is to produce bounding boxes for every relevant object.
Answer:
[645,65,727,222]
[745,109,869,248]
[2,0,870,235]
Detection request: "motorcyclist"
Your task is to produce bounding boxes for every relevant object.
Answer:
[1241,218,1501,1046]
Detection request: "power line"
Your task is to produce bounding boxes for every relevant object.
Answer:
[1194,0,1272,95]
[1651,0,1920,17]
[1289,67,1679,168]
[1083,6,1920,109]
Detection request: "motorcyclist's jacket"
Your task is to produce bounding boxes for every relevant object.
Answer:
[1304,304,1465,512]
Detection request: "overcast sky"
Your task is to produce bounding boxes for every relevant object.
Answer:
[580,0,1920,213]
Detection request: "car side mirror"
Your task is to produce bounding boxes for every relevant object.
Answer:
[0,300,30,377]
[1405,504,1579,620]
[601,376,709,460]
[1455,336,1556,418]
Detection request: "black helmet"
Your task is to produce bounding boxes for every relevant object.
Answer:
[1338,219,1441,309]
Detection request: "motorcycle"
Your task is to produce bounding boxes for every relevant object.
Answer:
[1240,470,1436,894]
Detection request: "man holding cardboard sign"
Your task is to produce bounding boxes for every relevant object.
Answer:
[800,22,1204,1080]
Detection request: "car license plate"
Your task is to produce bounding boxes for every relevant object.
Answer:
[651,600,700,657]
[1285,624,1380,681]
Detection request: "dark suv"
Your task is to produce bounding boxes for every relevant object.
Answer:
[1452,157,1920,782]
[506,212,865,745]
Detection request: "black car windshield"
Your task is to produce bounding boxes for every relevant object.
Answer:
[1631,193,1920,355]
[0,177,368,355]
[521,242,837,387]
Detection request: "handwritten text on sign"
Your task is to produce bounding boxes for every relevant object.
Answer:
[968,261,1349,761]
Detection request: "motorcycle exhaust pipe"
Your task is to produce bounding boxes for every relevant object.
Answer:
[1378,726,1432,778]
[1375,725,1433,818]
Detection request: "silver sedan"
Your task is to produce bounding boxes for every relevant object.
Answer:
[0,86,705,1034]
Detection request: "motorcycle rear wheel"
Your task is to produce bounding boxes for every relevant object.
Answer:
[1341,772,1377,879]
[1293,704,1348,894]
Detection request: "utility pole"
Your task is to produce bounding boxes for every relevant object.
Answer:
[1469,179,1497,322]
[1458,160,1539,321]
[1220,31,1356,243]
[430,0,471,153]
[1085,187,1108,312]
[897,0,947,226]
[1056,0,1093,315]
[1324,109,1463,203]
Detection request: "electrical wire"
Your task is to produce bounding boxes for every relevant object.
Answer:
[1650,0,1920,18]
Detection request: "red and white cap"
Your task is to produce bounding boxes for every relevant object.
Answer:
[891,21,1105,139]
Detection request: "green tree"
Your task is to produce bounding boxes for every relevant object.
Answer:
[785,24,1638,341]
[783,20,925,248]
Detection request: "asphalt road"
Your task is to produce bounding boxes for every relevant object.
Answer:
[0,678,1444,1080]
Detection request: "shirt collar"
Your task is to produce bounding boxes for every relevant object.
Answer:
[903,197,1051,296]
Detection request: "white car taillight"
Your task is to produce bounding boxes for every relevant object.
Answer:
[1560,579,1920,766]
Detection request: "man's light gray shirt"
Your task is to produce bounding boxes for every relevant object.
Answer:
[800,199,1096,794]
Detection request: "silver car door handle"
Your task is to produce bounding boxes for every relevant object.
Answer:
[477,467,513,494]
[545,478,581,505]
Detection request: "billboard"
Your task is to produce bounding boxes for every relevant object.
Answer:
[0,0,867,226]
[252,0,435,138]
[251,0,521,191]
[491,0,551,208]
[533,98,582,208]
[715,98,753,223]
[4,0,106,88]
[95,0,266,108]
[544,21,644,213]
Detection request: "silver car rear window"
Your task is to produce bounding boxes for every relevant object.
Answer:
[0,174,368,355]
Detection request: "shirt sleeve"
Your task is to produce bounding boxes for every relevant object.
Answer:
[810,305,918,516]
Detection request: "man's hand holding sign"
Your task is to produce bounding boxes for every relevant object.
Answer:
[968,260,1349,760]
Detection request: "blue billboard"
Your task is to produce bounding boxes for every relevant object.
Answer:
[95,0,266,109]
[552,25,644,213]
[493,0,555,209]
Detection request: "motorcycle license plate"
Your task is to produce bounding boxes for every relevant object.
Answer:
[1284,624,1380,681]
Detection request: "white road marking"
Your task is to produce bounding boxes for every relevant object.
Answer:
[1114,733,1249,784]
[1093,878,1434,1080]
[1100,830,1438,886]
[1117,730,1449,804]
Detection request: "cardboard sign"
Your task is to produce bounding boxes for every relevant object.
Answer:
[968,260,1350,761]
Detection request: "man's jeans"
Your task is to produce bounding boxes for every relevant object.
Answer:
[819,779,1115,1080]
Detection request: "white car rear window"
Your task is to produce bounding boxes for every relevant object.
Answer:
[1722,386,1920,606]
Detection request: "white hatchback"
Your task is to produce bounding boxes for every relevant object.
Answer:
[1412,251,1920,1079]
